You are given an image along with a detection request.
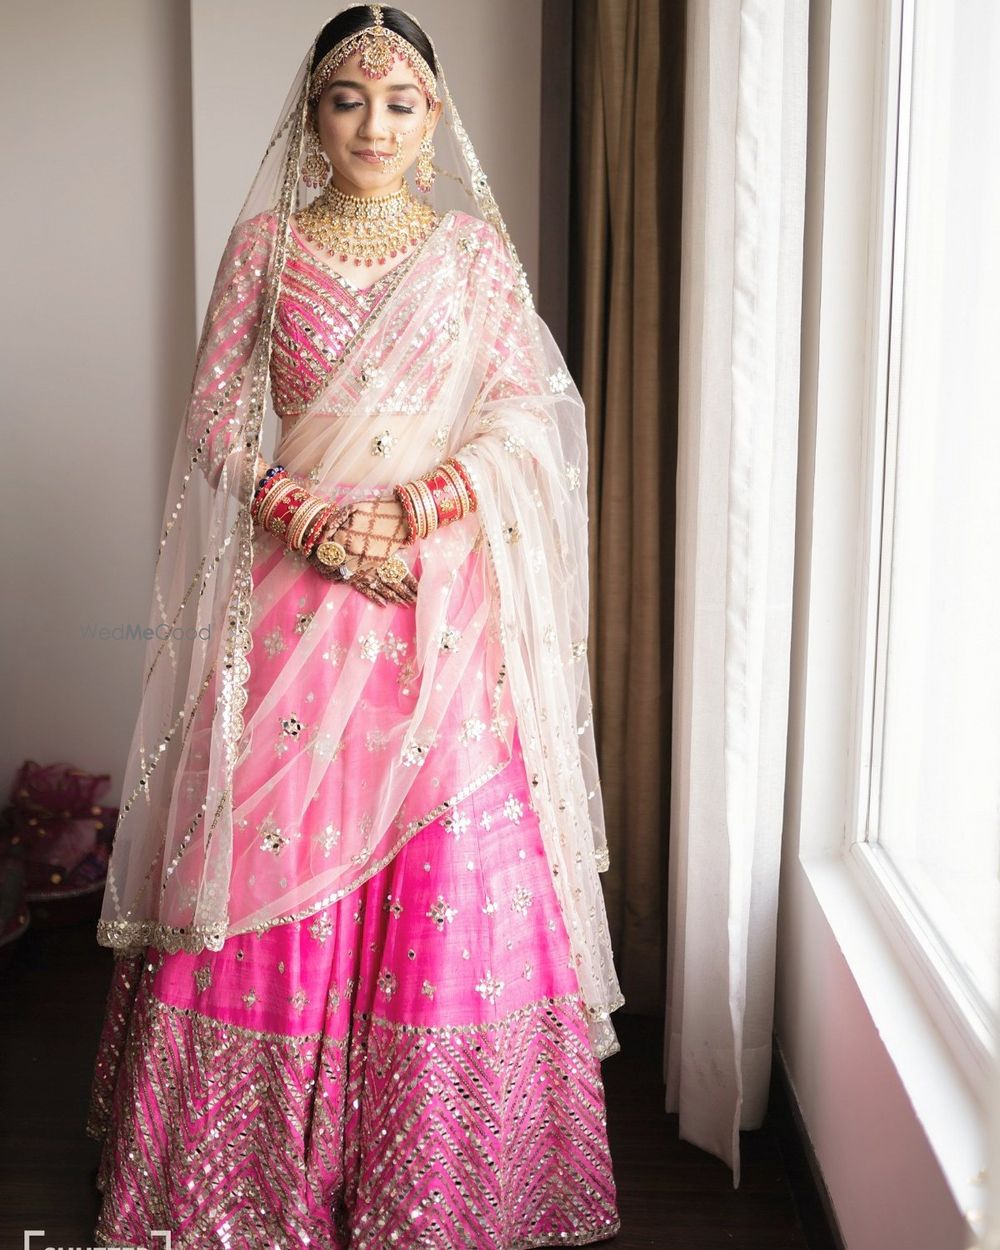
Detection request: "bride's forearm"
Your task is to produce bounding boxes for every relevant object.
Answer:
[393,455,478,543]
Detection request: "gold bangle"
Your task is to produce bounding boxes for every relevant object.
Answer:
[288,496,327,551]
[394,482,421,543]
[407,480,432,539]
[438,461,472,517]
[412,478,439,535]
[257,478,297,531]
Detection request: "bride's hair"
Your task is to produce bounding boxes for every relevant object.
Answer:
[312,5,437,76]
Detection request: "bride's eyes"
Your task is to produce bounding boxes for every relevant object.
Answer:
[333,100,415,114]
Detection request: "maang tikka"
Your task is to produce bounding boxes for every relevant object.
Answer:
[307,4,440,111]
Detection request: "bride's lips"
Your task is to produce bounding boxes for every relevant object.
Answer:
[354,150,389,163]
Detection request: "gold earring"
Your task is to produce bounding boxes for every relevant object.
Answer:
[300,125,330,189]
[415,129,435,192]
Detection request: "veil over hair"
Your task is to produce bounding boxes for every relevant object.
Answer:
[97,3,624,1059]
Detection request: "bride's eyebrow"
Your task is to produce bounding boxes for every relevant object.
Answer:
[328,78,421,94]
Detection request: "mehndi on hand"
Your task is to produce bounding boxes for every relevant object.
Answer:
[308,497,419,607]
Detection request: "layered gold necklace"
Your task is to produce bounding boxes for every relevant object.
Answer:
[294,183,439,268]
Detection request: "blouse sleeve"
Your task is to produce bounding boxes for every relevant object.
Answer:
[186,214,276,490]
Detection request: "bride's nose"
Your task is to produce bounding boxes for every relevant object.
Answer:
[357,105,391,141]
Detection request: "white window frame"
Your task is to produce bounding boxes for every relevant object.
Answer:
[795,0,987,1232]
[839,0,995,1106]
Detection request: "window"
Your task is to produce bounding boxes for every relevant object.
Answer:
[849,0,1000,1083]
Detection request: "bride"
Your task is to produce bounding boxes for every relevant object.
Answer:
[86,5,624,1246]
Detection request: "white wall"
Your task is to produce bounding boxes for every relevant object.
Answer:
[1,1,195,792]
[2,1,541,799]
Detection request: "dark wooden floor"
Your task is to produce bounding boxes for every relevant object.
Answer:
[0,918,841,1249]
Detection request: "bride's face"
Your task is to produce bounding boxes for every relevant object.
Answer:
[313,48,442,196]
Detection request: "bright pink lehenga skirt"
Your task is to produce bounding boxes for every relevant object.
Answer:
[86,534,620,1249]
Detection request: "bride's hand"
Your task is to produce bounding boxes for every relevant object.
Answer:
[307,498,419,606]
[338,496,411,560]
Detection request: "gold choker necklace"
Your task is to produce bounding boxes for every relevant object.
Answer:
[294,184,439,269]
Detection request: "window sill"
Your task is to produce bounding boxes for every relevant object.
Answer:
[800,851,986,1235]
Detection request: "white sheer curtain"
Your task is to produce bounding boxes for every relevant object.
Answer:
[663,0,809,1186]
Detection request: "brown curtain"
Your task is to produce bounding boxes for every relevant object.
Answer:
[563,0,685,1015]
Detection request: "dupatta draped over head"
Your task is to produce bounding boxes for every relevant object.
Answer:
[97,5,624,1059]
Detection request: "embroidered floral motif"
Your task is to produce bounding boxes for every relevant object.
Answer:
[263,627,286,659]
[401,732,437,766]
[547,366,572,393]
[502,522,521,544]
[426,894,458,930]
[241,987,257,1007]
[317,824,341,856]
[502,432,526,458]
[571,639,588,661]
[439,625,462,652]
[365,728,390,752]
[442,809,470,840]
[308,912,333,944]
[194,965,212,993]
[281,714,305,738]
[371,429,395,457]
[421,978,436,998]
[359,630,382,662]
[459,716,486,743]
[259,816,288,855]
[322,640,347,666]
[565,463,581,490]
[294,612,315,635]
[356,628,410,666]
[503,794,524,823]
[358,359,385,390]
[308,731,345,762]
[377,968,397,999]
[474,971,504,1003]
[381,630,409,665]
[511,885,534,916]
[289,987,309,1011]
